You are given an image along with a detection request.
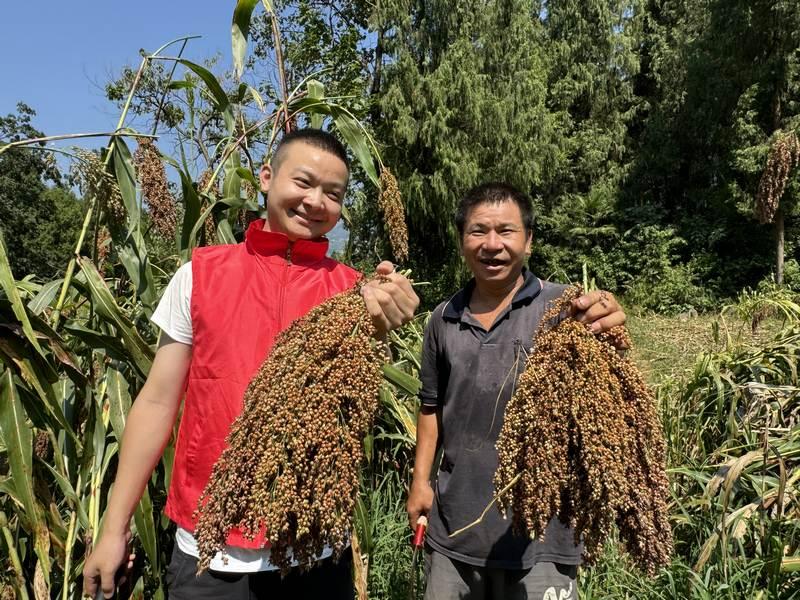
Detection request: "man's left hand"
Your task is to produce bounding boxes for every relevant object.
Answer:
[570,290,628,346]
[361,261,420,338]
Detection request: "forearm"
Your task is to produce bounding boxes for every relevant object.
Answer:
[411,407,439,486]
[102,393,180,534]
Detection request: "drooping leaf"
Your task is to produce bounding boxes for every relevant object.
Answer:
[232,0,260,80]
[0,231,45,358]
[0,335,78,445]
[330,106,379,188]
[307,80,325,129]
[174,59,235,133]
[111,137,140,236]
[116,234,157,314]
[216,219,237,245]
[77,258,154,377]
[27,279,63,316]
[0,370,39,532]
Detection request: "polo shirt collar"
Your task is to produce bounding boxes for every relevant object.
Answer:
[442,268,542,321]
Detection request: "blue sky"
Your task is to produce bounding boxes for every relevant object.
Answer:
[1,2,236,142]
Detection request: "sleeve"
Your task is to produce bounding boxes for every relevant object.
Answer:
[151,261,193,345]
[418,310,442,408]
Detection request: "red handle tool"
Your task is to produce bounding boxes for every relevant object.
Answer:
[412,515,428,548]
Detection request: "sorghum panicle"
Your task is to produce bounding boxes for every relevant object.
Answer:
[134,137,177,240]
[756,131,800,224]
[193,282,386,574]
[72,149,125,224]
[378,167,409,263]
[198,170,219,246]
[494,287,672,575]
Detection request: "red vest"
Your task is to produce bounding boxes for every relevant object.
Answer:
[164,219,361,547]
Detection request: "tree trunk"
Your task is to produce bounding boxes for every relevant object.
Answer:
[775,206,785,284]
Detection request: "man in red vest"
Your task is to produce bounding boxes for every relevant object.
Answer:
[83,129,419,599]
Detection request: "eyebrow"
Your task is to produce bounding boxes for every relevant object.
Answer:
[469,222,521,229]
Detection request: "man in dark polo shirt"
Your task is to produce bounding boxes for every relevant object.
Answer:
[407,182,627,599]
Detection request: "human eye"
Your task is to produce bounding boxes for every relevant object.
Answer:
[295,177,311,188]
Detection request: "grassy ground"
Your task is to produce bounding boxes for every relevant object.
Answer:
[627,312,784,385]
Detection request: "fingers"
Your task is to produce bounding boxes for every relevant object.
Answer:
[375,260,396,276]
[587,311,628,335]
[82,564,99,598]
[362,286,402,335]
[571,290,626,333]
[362,270,420,336]
[100,566,117,599]
[408,508,421,530]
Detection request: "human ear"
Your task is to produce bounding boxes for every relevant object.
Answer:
[259,163,273,194]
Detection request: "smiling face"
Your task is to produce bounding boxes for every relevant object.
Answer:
[460,199,533,289]
[259,141,349,241]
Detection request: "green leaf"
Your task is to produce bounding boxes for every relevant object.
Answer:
[330,106,379,187]
[0,331,79,446]
[353,495,373,558]
[223,150,242,200]
[382,364,421,395]
[27,279,63,315]
[0,371,39,531]
[105,366,132,446]
[177,168,202,260]
[41,462,90,529]
[133,488,159,584]
[111,138,140,236]
[77,258,154,377]
[168,80,194,90]
[63,323,130,364]
[0,231,45,358]
[116,235,157,314]
[307,80,325,129]
[232,0,260,80]
[216,219,237,245]
[235,167,259,188]
[248,85,266,112]
[178,59,229,112]
[782,556,800,572]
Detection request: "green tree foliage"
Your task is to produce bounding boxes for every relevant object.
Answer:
[0,104,84,279]
[363,0,556,297]
[626,0,800,297]
[534,0,643,284]
[251,0,373,102]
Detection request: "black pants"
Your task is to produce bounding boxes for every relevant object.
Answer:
[166,545,355,600]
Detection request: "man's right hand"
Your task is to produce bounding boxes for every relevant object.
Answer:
[82,529,134,599]
[407,480,434,531]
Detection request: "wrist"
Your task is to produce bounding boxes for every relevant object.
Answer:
[101,511,131,537]
[411,475,431,490]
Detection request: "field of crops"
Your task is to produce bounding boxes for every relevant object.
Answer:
[1,2,799,598]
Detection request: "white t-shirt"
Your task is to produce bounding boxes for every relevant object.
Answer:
[151,261,334,572]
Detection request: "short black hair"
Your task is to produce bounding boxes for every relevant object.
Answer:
[455,182,535,236]
[270,128,350,173]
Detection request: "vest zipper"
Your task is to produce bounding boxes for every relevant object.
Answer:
[279,242,293,329]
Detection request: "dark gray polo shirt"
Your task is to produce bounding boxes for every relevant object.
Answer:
[419,270,583,569]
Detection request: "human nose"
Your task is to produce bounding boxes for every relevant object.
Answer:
[304,186,325,211]
[482,230,504,251]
